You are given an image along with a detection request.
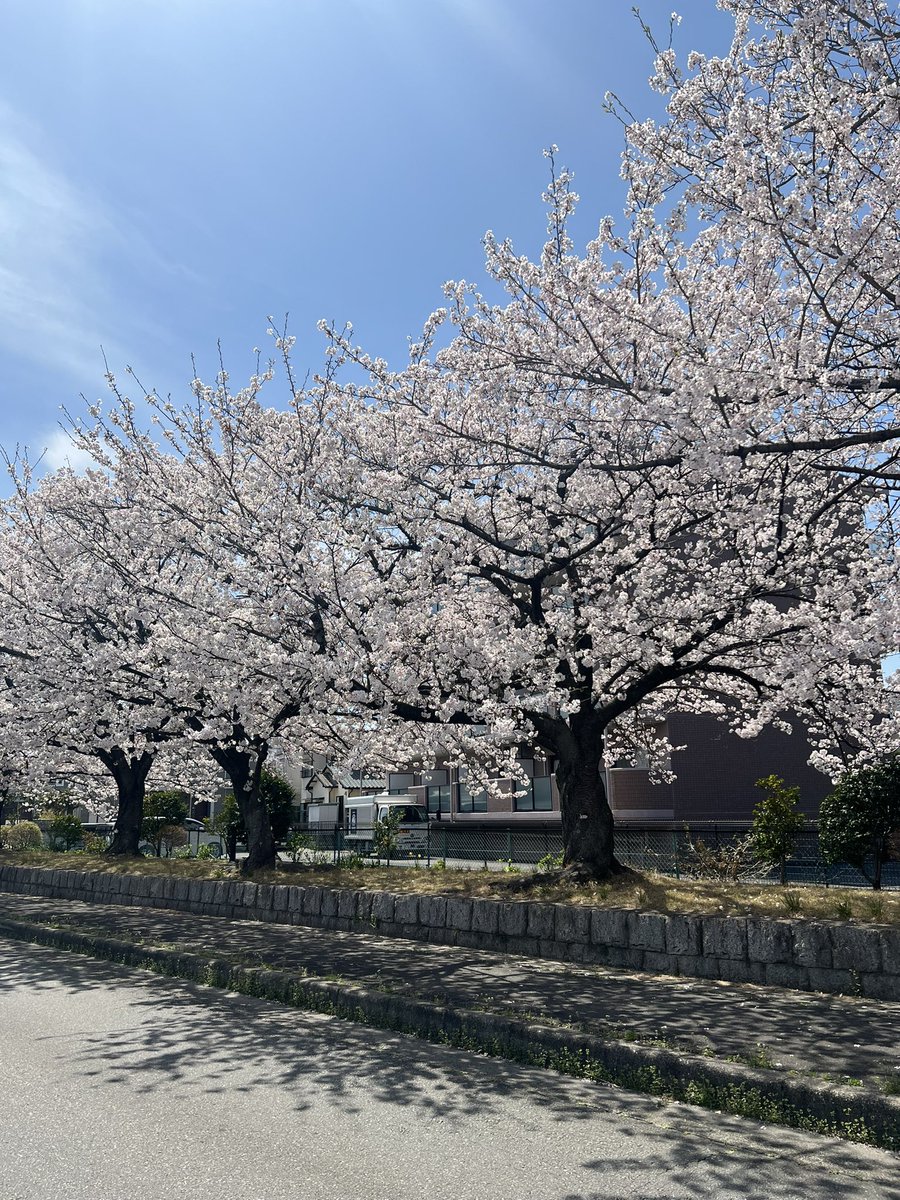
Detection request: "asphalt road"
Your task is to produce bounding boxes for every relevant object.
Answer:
[2,937,898,1200]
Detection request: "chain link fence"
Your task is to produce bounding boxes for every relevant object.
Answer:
[293,820,899,888]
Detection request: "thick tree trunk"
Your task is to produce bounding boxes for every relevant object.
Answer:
[212,745,277,874]
[542,712,620,880]
[103,748,154,856]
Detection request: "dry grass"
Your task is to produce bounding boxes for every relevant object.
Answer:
[3,850,899,926]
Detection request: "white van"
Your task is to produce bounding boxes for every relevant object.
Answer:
[344,794,429,857]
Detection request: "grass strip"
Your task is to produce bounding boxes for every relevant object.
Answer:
[2,913,898,1152]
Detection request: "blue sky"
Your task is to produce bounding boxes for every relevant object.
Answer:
[0,0,735,470]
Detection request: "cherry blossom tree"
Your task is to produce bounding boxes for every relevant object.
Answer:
[68,363,381,872]
[317,0,900,878]
[0,467,195,854]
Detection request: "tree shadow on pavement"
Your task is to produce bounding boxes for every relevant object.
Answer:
[2,935,898,1200]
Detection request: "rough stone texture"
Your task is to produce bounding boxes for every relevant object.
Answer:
[355,891,374,925]
[702,916,747,961]
[642,951,678,976]
[370,892,395,925]
[808,967,855,995]
[471,899,500,936]
[591,907,627,947]
[447,897,473,932]
[765,963,809,990]
[393,894,419,926]
[553,904,590,944]
[418,894,448,930]
[2,865,900,1000]
[880,930,900,976]
[792,922,833,969]
[830,925,882,974]
[746,918,795,965]
[627,911,667,952]
[665,914,702,958]
[526,903,555,942]
[498,902,527,939]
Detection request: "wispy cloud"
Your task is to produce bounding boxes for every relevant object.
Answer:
[0,103,123,381]
[38,428,97,474]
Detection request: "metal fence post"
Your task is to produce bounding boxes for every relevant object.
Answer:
[673,829,680,879]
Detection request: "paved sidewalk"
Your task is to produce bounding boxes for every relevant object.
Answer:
[1,890,898,1094]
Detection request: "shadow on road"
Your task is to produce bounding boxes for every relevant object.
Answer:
[2,935,897,1200]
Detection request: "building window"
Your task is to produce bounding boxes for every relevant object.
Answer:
[388,772,417,794]
[457,784,487,813]
[514,776,553,812]
[426,785,451,814]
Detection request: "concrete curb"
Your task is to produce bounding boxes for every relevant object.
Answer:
[2,913,898,1151]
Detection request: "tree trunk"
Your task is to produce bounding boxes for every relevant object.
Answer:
[541,712,620,880]
[102,748,154,856]
[211,745,277,874]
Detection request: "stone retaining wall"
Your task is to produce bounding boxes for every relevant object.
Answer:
[1,863,897,1000]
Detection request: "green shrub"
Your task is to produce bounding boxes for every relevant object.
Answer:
[141,789,190,856]
[48,811,85,852]
[1,821,44,851]
[373,807,403,863]
[751,775,805,885]
[819,758,900,890]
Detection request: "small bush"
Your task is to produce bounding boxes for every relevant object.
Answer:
[819,758,900,890]
[751,775,805,885]
[536,850,565,873]
[684,831,758,882]
[1,821,44,851]
[48,812,85,852]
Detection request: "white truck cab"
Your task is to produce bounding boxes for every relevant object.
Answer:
[344,793,429,857]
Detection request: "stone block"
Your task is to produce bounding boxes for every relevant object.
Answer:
[287,887,305,916]
[447,897,473,932]
[371,892,395,924]
[336,889,357,919]
[808,967,855,995]
[272,885,291,913]
[746,918,794,965]
[764,963,808,990]
[320,888,339,919]
[792,922,832,969]
[642,951,678,976]
[393,894,419,926]
[498,902,527,939]
[255,884,274,913]
[712,958,765,985]
[665,914,702,957]
[303,888,324,917]
[590,907,627,948]
[526,903,555,941]
[419,894,448,929]
[859,972,900,1002]
[504,936,540,957]
[553,904,590,944]
[830,925,882,973]
[702,916,747,961]
[627,910,667,952]
[355,891,374,924]
[880,930,900,976]
[471,899,499,936]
